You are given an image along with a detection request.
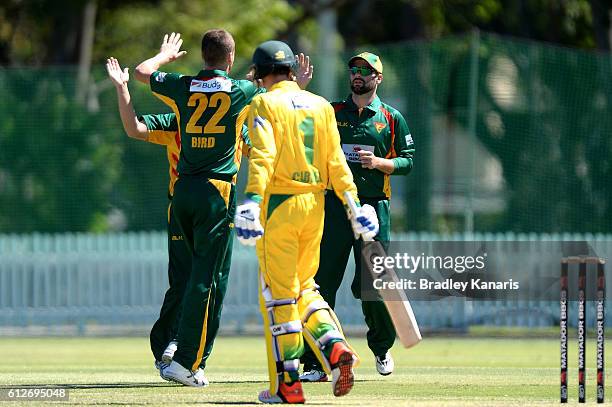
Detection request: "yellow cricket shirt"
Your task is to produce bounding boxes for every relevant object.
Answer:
[245,81,358,204]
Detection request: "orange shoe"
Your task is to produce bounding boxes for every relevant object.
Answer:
[329,341,355,397]
[258,381,305,404]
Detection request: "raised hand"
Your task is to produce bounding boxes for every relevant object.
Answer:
[295,53,314,89]
[106,57,129,87]
[158,32,187,63]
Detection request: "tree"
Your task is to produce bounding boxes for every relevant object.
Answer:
[0,68,121,232]
[0,0,299,232]
[92,0,298,230]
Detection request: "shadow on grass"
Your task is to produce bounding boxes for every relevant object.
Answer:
[0,377,378,390]
[0,383,176,389]
[0,379,288,389]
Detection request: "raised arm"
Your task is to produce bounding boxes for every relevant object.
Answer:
[134,32,187,84]
[295,53,314,90]
[106,57,148,140]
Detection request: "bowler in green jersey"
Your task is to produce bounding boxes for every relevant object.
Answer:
[134,30,260,387]
[133,31,313,387]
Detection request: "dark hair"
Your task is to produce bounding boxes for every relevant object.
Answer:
[201,29,235,67]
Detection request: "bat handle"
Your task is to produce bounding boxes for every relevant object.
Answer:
[343,191,359,218]
[344,191,376,241]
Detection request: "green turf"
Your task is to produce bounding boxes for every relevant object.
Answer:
[0,336,610,406]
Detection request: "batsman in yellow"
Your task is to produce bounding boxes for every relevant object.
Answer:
[234,40,380,404]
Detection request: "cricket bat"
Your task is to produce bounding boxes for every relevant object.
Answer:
[344,192,422,349]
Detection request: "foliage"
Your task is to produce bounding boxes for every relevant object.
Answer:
[444,34,612,232]
[95,0,298,69]
[0,68,121,232]
[333,0,597,49]
[0,0,611,233]
[0,0,298,232]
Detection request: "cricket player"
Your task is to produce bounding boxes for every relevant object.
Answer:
[106,56,242,384]
[132,30,259,386]
[234,40,380,404]
[300,52,415,381]
[133,31,313,387]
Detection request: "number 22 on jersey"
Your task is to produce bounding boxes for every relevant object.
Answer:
[186,93,231,148]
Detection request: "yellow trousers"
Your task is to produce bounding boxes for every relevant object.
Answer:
[257,192,354,393]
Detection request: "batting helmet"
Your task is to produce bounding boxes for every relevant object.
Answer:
[251,40,297,80]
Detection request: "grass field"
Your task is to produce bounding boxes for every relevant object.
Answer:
[0,336,610,406]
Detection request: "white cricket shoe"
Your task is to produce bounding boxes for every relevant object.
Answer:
[299,368,328,382]
[375,352,394,376]
[154,360,172,382]
[161,340,178,364]
[193,368,209,386]
[162,360,208,387]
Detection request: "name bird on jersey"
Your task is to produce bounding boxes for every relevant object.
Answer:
[150,70,260,179]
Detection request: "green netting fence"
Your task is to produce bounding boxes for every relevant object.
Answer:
[1,32,611,234]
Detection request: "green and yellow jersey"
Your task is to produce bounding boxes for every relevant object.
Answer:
[140,113,180,197]
[246,81,357,204]
[140,112,251,196]
[150,69,262,180]
[332,95,414,198]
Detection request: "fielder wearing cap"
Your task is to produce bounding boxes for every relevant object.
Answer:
[301,51,415,381]
[348,51,384,74]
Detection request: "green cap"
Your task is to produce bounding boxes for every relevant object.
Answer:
[348,52,383,74]
[252,40,296,79]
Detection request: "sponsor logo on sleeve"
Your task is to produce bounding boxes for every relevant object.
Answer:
[155,72,168,82]
[405,133,413,145]
[190,77,232,93]
[342,144,375,163]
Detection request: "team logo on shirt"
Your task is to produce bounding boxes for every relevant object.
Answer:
[190,77,232,93]
[374,122,386,133]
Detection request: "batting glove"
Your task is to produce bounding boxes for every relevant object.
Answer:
[234,200,264,246]
[350,204,379,241]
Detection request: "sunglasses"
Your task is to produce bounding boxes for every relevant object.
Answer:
[349,66,374,76]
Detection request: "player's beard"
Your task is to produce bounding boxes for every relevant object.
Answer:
[350,78,375,95]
